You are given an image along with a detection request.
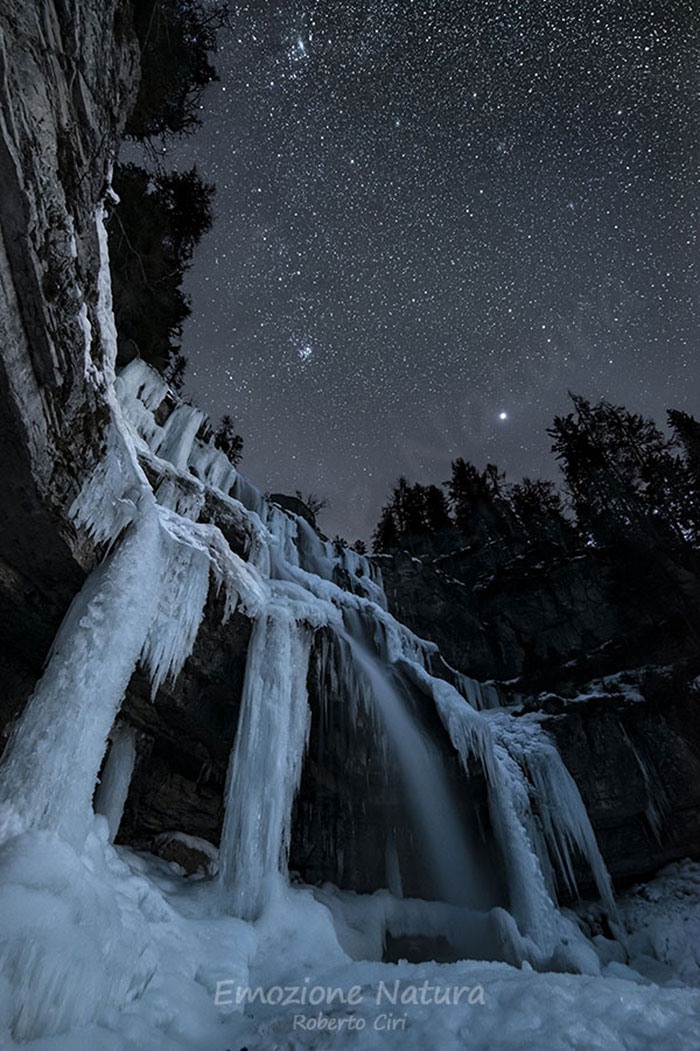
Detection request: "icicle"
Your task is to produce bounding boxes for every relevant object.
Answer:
[154,404,205,471]
[0,507,163,847]
[219,607,312,920]
[140,522,212,697]
[192,442,237,494]
[230,470,265,516]
[495,716,617,916]
[401,667,568,952]
[484,742,563,949]
[63,341,617,980]
[154,474,205,520]
[296,516,335,579]
[454,673,501,711]
[94,199,119,385]
[427,682,616,960]
[114,359,169,450]
[115,357,169,412]
[93,723,137,843]
[266,504,300,571]
[69,423,147,548]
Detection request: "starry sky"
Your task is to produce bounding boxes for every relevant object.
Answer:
[167,0,698,542]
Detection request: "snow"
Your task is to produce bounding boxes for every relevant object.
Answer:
[1,357,698,1046]
[613,860,700,987]
[0,845,698,1049]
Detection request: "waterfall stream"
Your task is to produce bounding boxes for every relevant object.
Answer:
[340,619,488,910]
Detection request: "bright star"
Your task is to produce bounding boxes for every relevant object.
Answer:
[499,411,508,420]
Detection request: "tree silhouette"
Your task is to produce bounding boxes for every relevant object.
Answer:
[214,414,244,465]
[423,484,452,533]
[549,395,684,548]
[446,458,512,542]
[372,505,399,553]
[668,409,700,481]
[127,0,229,140]
[508,478,573,548]
[109,163,214,378]
[295,492,328,519]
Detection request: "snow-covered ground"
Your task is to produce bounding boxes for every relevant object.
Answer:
[1,827,699,1050]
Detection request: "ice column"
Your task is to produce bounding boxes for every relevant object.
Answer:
[93,723,137,842]
[219,606,312,920]
[0,507,163,847]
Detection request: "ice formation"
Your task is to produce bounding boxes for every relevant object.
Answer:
[93,722,137,843]
[1,355,696,1046]
[218,606,314,919]
[0,501,164,846]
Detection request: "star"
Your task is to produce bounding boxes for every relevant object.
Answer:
[163,1,698,542]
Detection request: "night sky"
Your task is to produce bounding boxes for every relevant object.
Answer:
[166,1,698,542]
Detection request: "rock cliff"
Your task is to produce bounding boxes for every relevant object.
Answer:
[0,0,138,730]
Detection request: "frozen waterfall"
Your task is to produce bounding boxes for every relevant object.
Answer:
[0,357,619,976]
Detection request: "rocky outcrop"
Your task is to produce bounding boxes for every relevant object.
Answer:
[379,540,698,688]
[540,664,700,890]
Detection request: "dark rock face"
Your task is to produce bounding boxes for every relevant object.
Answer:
[379,544,697,688]
[0,0,139,729]
[152,832,218,877]
[542,665,700,891]
[117,594,251,849]
[269,493,317,528]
